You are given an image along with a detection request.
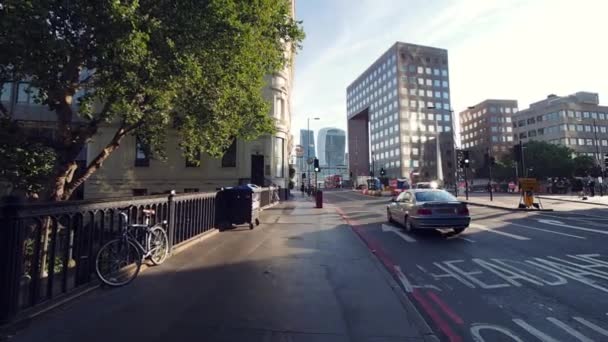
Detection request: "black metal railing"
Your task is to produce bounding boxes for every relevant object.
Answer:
[0,187,279,323]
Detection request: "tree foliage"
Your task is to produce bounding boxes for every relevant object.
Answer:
[572,155,601,177]
[0,119,55,195]
[0,0,304,200]
[519,141,574,179]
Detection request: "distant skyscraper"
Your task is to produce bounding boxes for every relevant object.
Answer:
[317,128,346,167]
[346,42,454,183]
[298,129,315,176]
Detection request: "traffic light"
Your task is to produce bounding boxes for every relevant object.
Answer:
[313,158,320,172]
[302,173,306,179]
[457,149,465,168]
[380,168,386,176]
[604,154,608,168]
[350,171,353,178]
[463,150,470,168]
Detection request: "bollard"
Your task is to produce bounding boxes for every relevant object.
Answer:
[315,190,323,208]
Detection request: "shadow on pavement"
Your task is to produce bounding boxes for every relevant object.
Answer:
[7,211,423,342]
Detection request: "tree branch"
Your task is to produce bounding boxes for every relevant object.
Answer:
[62,124,130,200]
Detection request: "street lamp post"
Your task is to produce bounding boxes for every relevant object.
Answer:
[428,105,458,196]
[592,119,604,196]
[371,151,376,178]
[307,117,320,193]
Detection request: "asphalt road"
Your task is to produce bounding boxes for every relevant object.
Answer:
[324,189,608,342]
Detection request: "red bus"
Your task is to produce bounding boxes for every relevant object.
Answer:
[325,174,342,188]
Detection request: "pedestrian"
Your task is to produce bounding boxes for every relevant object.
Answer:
[300,183,305,194]
[590,179,596,197]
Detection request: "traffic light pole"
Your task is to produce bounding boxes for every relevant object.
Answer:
[488,162,494,201]
[464,165,469,200]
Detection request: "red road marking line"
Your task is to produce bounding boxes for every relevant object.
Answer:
[412,290,463,342]
[426,291,465,325]
[335,207,463,342]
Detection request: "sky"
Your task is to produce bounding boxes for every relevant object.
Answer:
[291,0,608,149]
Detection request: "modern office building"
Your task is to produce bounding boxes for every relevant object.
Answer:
[459,99,518,170]
[317,127,346,168]
[317,127,346,180]
[513,92,608,160]
[298,129,315,177]
[346,42,455,183]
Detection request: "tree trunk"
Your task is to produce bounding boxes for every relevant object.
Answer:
[61,126,132,201]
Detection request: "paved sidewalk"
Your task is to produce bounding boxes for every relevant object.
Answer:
[6,197,430,342]
[538,194,608,206]
[459,193,552,211]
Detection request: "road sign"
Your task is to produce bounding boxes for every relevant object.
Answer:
[518,178,539,192]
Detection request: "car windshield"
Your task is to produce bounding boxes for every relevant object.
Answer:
[415,191,457,202]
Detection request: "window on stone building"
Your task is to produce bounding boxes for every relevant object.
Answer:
[222,139,237,168]
[135,139,150,167]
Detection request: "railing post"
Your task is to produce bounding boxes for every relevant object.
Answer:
[0,196,24,324]
[167,190,176,253]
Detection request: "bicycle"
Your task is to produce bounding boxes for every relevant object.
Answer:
[95,206,169,286]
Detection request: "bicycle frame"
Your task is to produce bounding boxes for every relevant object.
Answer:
[118,212,165,260]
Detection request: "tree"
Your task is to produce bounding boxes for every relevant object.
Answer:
[572,155,601,177]
[519,141,574,179]
[0,0,304,201]
[0,118,55,197]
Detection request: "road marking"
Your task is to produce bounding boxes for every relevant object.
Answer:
[512,319,559,342]
[470,223,531,240]
[394,266,413,293]
[573,317,608,337]
[547,317,593,342]
[458,236,476,243]
[382,224,417,243]
[412,291,463,342]
[537,219,608,236]
[470,323,524,342]
[506,222,586,239]
[426,291,464,325]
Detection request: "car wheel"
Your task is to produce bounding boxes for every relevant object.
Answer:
[387,209,393,223]
[404,216,415,233]
[453,227,465,234]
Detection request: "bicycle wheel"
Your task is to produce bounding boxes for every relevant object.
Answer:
[149,225,169,265]
[95,238,142,286]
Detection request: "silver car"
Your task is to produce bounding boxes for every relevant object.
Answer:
[386,189,470,234]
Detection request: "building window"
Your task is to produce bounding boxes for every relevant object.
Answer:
[1,83,12,102]
[219,139,238,167]
[274,137,284,178]
[185,151,201,167]
[132,189,148,196]
[135,139,150,167]
[17,82,32,103]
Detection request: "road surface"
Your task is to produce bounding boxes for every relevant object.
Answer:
[325,189,608,342]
